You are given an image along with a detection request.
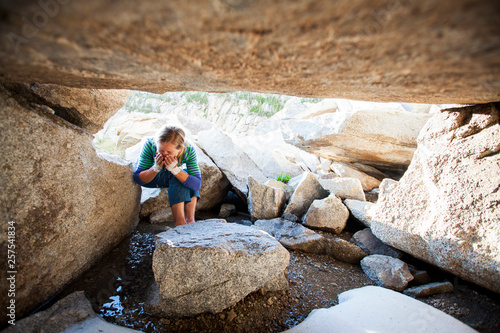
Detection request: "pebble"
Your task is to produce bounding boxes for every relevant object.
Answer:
[227,310,237,322]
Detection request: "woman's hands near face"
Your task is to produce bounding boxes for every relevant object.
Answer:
[155,152,166,168]
[163,154,176,166]
[156,152,177,169]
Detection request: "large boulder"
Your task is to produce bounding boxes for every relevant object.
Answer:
[283,172,329,219]
[302,194,349,234]
[0,87,141,322]
[371,103,500,293]
[234,131,315,179]
[195,144,232,210]
[236,136,308,179]
[151,221,289,316]
[282,109,431,169]
[248,176,287,220]
[197,127,268,199]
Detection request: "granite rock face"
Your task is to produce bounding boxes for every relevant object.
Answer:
[283,110,431,169]
[371,103,500,293]
[0,1,498,104]
[0,87,141,322]
[2,83,130,133]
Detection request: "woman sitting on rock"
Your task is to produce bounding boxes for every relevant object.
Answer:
[133,125,201,226]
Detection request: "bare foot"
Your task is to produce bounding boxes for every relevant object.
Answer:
[186,220,196,224]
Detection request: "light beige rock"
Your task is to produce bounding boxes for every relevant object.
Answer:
[197,127,268,199]
[330,162,382,191]
[371,103,500,294]
[235,133,308,178]
[111,113,180,149]
[344,199,377,228]
[248,177,287,220]
[319,177,366,201]
[140,189,170,219]
[0,87,140,320]
[195,144,232,210]
[283,286,477,333]
[283,110,431,169]
[378,178,399,197]
[283,172,328,219]
[151,221,289,316]
[266,179,294,201]
[303,194,349,234]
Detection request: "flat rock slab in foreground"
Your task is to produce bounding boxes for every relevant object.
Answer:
[283,286,476,333]
[151,221,290,316]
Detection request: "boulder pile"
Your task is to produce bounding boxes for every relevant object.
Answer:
[132,102,500,317]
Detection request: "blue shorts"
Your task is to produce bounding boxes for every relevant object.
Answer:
[142,169,200,206]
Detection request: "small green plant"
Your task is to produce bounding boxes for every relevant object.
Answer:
[276,173,291,183]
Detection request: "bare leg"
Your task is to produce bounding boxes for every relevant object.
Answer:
[171,202,187,226]
[185,196,198,224]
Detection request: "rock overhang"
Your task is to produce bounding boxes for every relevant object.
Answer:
[0,0,498,104]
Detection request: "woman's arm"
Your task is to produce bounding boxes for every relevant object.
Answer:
[178,145,202,191]
[138,158,163,183]
[133,138,159,186]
